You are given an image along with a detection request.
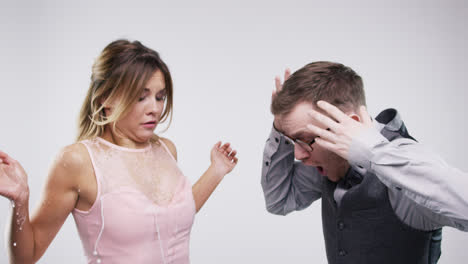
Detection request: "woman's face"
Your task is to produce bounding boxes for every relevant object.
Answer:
[107,70,167,145]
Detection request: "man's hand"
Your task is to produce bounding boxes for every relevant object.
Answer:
[306,101,373,160]
[272,68,291,130]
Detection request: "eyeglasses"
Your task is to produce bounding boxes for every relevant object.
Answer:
[283,135,318,152]
[282,128,330,152]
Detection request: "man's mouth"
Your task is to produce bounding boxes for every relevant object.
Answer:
[317,166,326,175]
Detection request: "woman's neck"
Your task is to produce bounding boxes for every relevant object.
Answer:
[100,127,151,149]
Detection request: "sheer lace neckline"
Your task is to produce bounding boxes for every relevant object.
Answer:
[95,137,152,152]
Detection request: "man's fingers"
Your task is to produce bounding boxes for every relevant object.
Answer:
[275,68,292,95]
[284,68,291,81]
[316,101,349,123]
[274,76,282,93]
[308,110,340,132]
[314,137,336,152]
[359,105,372,126]
[306,124,338,143]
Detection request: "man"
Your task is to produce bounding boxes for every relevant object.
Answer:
[261,61,468,264]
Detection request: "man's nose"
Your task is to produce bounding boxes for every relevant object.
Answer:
[294,144,310,161]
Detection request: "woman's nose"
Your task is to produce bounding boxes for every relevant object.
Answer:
[147,99,161,115]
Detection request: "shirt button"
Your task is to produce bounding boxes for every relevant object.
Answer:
[338,221,345,230]
[339,250,347,256]
[275,137,279,143]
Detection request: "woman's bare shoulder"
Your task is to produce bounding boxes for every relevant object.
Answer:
[50,142,93,182]
[159,137,177,161]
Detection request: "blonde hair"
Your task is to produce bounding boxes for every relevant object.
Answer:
[76,39,173,142]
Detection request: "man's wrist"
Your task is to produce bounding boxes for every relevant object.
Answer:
[348,127,388,171]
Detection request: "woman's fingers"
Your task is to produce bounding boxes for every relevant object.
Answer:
[0,151,13,165]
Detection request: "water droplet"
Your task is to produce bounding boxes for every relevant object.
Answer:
[19,227,22,231]
[13,242,16,247]
[97,258,101,263]
[11,203,15,208]
[93,250,98,256]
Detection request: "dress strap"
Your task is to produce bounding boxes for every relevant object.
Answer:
[159,139,177,162]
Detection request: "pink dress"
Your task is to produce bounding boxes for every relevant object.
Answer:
[72,137,196,264]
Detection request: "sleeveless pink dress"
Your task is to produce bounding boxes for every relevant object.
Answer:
[72,137,196,264]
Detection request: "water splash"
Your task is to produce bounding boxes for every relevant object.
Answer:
[13,242,16,247]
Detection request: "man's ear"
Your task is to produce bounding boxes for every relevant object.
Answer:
[349,113,361,122]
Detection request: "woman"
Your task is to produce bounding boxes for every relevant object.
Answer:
[0,39,238,263]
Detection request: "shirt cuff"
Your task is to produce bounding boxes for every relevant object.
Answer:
[348,126,389,171]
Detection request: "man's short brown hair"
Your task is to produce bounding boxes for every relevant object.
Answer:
[271,61,366,116]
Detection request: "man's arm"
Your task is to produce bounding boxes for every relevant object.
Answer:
[261,126,322,216]
[307,101,468,231]
[349,128,468,231]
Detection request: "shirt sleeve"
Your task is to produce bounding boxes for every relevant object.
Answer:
[261,126,322,216]
[348,127,468,231]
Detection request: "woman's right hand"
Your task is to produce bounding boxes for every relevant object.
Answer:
[0,151,29,202]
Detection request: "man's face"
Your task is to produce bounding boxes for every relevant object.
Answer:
[275,101,349,182]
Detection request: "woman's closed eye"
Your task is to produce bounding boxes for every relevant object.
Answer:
[156,90,167,101]
[156,94,166,101]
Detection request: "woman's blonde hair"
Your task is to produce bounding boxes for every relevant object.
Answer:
[76,39,173,142]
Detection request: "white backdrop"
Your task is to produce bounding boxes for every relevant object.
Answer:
[1,0,467,263]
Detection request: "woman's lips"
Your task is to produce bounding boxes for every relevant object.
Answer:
[142,121,157,129]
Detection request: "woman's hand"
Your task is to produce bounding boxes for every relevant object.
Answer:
[0,151,29,202]
[210,142,238,177]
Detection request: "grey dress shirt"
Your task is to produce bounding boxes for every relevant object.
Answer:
[261,110,468,231]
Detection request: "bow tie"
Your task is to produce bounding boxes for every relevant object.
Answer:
[341,167,364,189]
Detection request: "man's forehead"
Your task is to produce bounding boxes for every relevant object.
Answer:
[279,102,328,139]
[279,118,311,140]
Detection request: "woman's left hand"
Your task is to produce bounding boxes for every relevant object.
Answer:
[210,142,238,177]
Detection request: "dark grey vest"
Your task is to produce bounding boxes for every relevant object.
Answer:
[321,109,442,264]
